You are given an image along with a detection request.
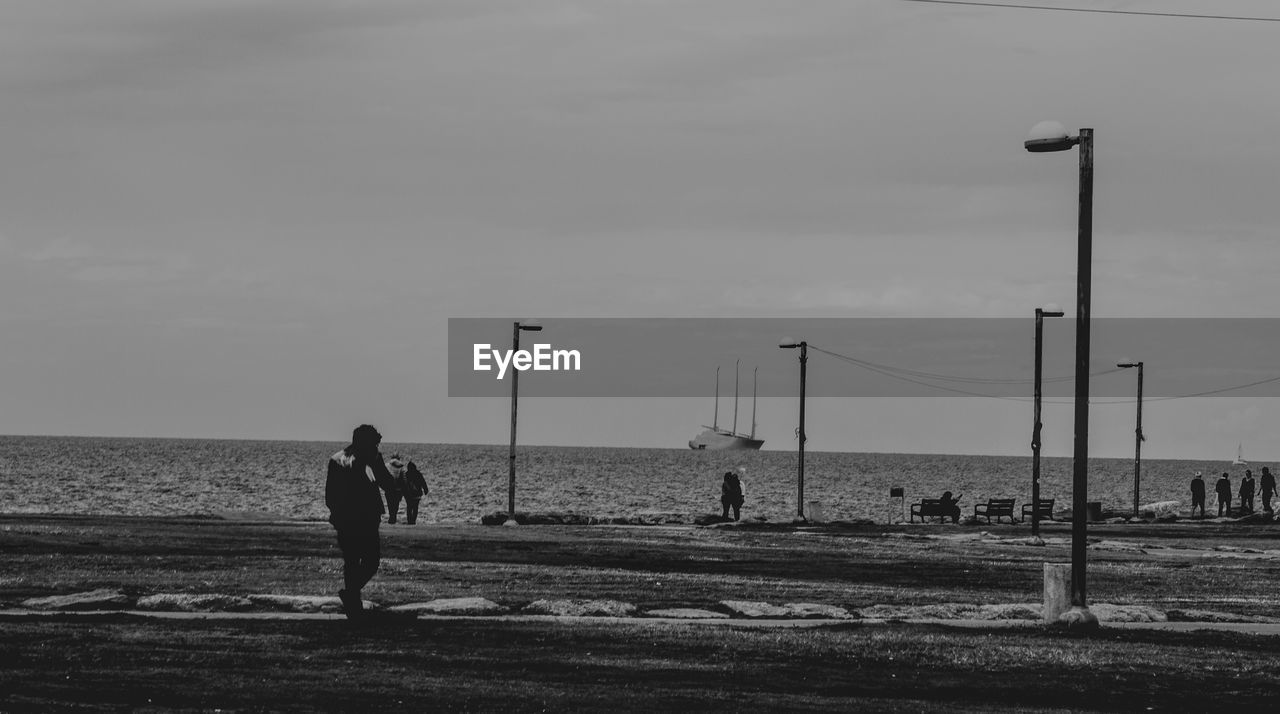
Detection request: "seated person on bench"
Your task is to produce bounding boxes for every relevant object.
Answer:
[939,491,961,524]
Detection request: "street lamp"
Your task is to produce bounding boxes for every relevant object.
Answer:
[506,320,543,525]
[779,338,807,521]
[1025,120,1097,628]
[1117,360,1145,519]
[1032,305,1065,538]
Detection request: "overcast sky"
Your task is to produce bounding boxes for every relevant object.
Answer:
[3,0,1280,460]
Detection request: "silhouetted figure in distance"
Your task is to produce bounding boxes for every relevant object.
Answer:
[939,490,962,524]
[1261,467,1277,515]
[402,460,430,525]
[721,471,744,521]
[383,454,406,524]
[1189,471,1206,518]
[1240,470,1256,513]
[1215,472,1233,518]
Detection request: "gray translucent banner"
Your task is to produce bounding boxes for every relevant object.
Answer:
[448,318,1280,398]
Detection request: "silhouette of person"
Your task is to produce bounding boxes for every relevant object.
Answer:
[939,491,961,524]
[1215,472,1233,517]
[1189,472,1206,518]
[383,454,406,524]
[1261,467,1277,515]
[326,424,397,618]
[402,460,430,525]
[720,471,744,521]
[1240,470,1256,513]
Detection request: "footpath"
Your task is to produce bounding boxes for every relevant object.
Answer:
[6,589,1280,635]
[6,608,1280,635]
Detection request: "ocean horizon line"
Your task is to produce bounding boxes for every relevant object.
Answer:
[0,432,1265,464]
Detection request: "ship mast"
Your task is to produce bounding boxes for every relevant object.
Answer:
[751,367,758,439]
[711,368,721,429]
[732,359,740,436]
[713,366,720,430]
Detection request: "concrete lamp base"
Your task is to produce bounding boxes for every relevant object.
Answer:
[1057,606,1101,631]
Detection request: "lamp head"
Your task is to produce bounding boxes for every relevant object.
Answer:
[779,337,799,349]
[1024,120,1079,153]
[518,319,543,332]
[1037,305,1065,318]
[1117,360,1138,369]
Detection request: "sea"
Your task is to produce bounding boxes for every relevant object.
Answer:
[0,435,1249,524]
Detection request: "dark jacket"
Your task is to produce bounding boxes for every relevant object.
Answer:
[1215,477,1232,500]
[1240,477,1255,499]
[326,447,396,528]
[1262,471,1277,497]
[721,475,744,506]
[1190,477,1205,498]
[402,462,429,501]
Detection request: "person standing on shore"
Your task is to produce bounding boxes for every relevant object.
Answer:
[1261,467,1277,515]
[1215,472,1233,517]
[720,471,744,521]
[1240,470,1256,513]
[326,424,397,618]
[1189,472,1206,518]
[402,460,429,525]
[383,454,406,524]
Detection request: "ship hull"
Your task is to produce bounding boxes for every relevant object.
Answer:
[688,429,764,451]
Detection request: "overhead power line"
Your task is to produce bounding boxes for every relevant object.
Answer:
[805,344,1280,404]
[806,344,1124,401]
[902,0,1280,22]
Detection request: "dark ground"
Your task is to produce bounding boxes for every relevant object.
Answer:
[3,514,1280,712]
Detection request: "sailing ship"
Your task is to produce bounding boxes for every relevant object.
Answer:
[688,361,765,451]
[1233,443,1248,466]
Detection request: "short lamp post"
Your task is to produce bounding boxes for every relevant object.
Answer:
[779,338,807,521]
[1026,120,1097,628]
[1117,360,1145,519]
[1032,306,1065,538]
[506,320,543,525]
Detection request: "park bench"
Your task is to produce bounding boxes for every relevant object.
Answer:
[973,498,1017,524]
[910,498,952,523]
[1021,498,1056,522]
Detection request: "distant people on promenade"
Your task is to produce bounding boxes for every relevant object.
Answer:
[1261,467,1277,515]
[939,491,961,524]
[384,454,407,524]
[1215,472,1233,517]
[1240,470,1256,513]
[401,460,430,525]
[720,470,745,521]
[325,424,397,619]
[1189,472,1206,518]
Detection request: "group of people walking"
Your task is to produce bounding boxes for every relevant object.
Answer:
[1190,467,1277,517]
[383,454,430,525]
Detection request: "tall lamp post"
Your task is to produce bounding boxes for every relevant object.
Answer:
[506,320,543,525]
[779,338,807,521]
[1032,306,1065,538]
[1117,360,1145,519]
[1026,121,1097,628]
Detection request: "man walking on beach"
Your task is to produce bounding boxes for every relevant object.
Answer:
[326,424,397,618]
[1240,470,1256,513]
[1189,472,1206,518]
[1261,467,1277,515]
